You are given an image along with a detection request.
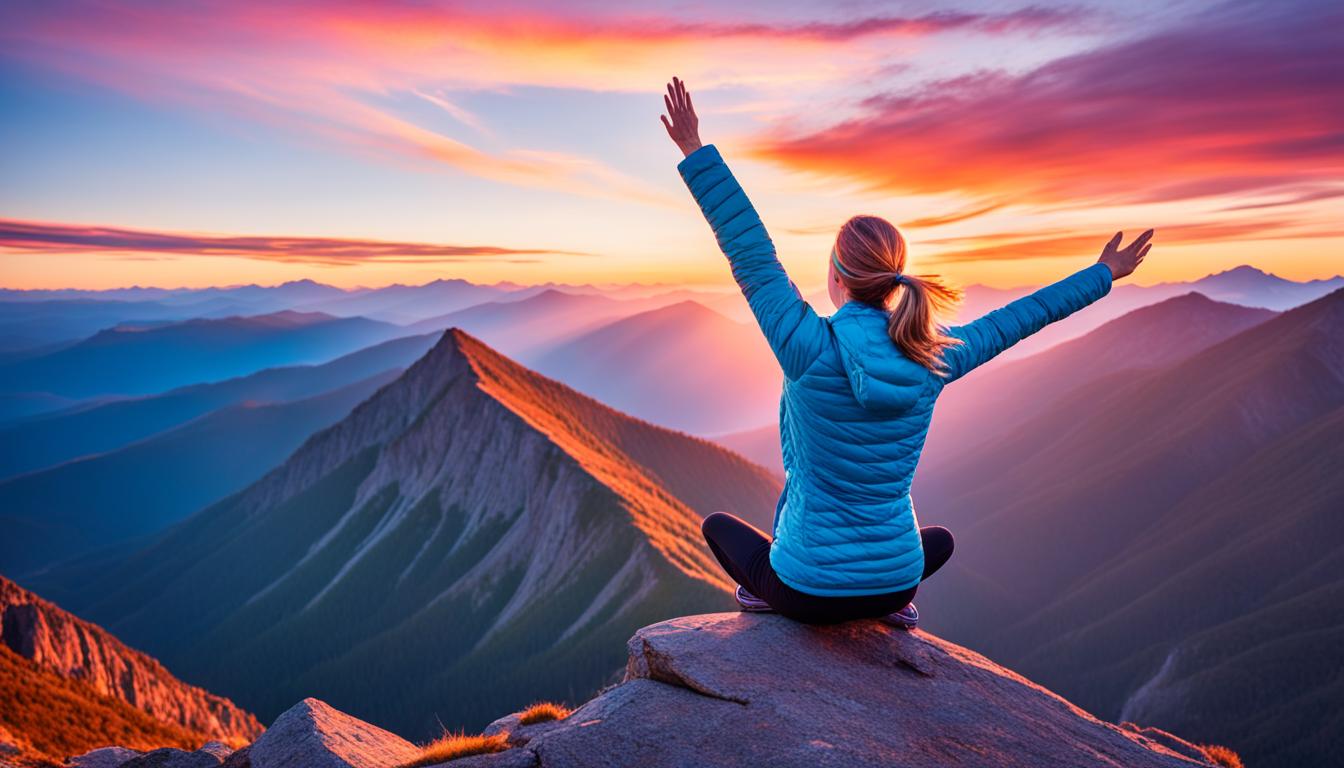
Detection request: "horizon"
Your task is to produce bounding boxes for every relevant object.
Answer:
[3,0,1341,291]
[4,262,1339,298]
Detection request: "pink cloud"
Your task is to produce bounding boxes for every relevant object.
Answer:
[748,0,1344,207]
[0,219,585,267]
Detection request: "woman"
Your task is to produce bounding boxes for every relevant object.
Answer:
[660,77,1153,627]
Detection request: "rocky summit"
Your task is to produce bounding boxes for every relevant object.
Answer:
[61,613,1235,768]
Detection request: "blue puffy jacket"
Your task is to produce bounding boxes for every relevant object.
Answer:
[679,144,1113,596]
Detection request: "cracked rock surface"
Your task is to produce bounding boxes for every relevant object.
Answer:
[454,613,1217,768]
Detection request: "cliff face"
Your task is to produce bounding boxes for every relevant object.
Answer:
[0,576,262,744]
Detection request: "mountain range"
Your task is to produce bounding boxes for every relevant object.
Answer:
[0,369,402,576]
[0,331,440,480]
[27,330,780,739]
[0,310,409,402]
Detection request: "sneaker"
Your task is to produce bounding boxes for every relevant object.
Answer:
[734,585,774,613]
[882,603,919,630]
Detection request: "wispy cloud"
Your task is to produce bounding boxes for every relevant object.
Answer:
[0,2,1086,206]
[0,219,586,267]
[748,0,1344,208]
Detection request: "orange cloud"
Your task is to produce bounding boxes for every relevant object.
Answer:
[923,220,1344,263]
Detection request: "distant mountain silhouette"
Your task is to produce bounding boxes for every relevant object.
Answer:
[0,310,409,399]
[947,265,1342,362]
[531,300,782,434]
[915,288,1344,768]
[0,370,400,576]
[295,278,513,323]
[406,288,639,358]
[31,330,780,738]
[0,332,439,479]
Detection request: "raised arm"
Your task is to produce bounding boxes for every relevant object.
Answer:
[941,229,1154,382]
[662,77,827,379]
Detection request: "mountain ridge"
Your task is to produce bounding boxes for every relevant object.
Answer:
[31,329,780,736]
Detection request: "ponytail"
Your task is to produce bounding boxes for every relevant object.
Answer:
[833,215,963,374]
[886,274,962,374]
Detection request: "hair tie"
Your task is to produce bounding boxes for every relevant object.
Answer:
[892,273,908,287]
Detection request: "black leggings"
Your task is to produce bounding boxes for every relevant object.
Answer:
[701,511,954,625]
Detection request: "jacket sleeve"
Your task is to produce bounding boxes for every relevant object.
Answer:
[942,262,1113,382]
[678,144,828,380]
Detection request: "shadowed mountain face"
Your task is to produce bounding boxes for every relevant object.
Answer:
[915,288,1344,768]
[30,330,780,739]
[406,288,639,359]
[0,310,409,399]
[0,370,401,576]
[0,576,261,763]
[531,300,782,435]
[922,293,1277,465]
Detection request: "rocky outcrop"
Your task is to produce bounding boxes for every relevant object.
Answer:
[66,613,1236,768]
[246,699,419,768]
[462,613,1225,768]
[0,576,262,744]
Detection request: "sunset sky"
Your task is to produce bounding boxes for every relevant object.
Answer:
[1,0,1339,291]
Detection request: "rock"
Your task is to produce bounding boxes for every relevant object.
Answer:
[248,698,419,768]
[219,746,251,768]
[426,750,538,768]
[1122,723,1217,764]
[512,613,1217,767]
[481,713,566,748]
[121,744,228,768]
[67,746,142,768]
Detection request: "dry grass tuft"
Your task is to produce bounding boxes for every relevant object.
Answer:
[400,731,510,767]
[1200,744,1244,768]
[517,702,572,726]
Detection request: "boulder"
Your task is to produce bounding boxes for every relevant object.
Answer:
[483,613,1217,768]
[67,746,142,768]
[121,744,230,768]
[248,698,419,768]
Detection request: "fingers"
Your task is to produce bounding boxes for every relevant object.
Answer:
[660,114,674,137]
[1137,243,1152,260]
[664,93,674,120]
[1105,231,1122,253]
[1129,228,1155,251]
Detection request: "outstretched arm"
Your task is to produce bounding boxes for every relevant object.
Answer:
[941,229,1154,382]
[662,77,827,380]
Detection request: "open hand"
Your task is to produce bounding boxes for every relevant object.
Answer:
[660,76,702,158]
[1098,229,1154,280]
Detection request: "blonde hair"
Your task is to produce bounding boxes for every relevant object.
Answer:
[832,215,962,373]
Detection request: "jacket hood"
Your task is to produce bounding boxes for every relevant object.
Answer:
[829,302,927,413]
